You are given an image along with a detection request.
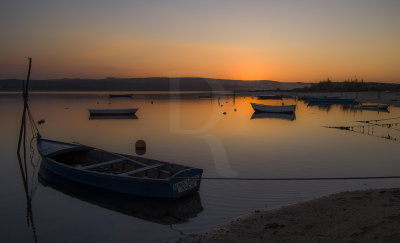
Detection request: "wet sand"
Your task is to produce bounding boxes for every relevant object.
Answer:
[180,188,400,243]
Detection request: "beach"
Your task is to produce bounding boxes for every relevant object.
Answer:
[180,188,400,242]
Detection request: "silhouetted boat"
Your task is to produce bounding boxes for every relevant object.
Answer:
[89,108,138,117]
[37,138,203,199]
[257,95,282,100]
[352,104,389,111]
[251,112,296,121]
[39,166,203,224]
[109,94,133,98]
[89,114,138,120]
[251,103,296,113]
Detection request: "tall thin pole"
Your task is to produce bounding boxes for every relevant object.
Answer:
[18,58,32,152]
[23,57,32,101]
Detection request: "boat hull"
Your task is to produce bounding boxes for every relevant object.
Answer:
[89,108,138,116]
[37,138,202,200]
[41,157,202,199]
[257,95,282,100]
[250,103,296,113]
[109,94,133,98]
[352,104,389,111]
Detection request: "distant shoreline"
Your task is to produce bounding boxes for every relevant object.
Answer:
[0,77,307,92]
[1,90,400,107]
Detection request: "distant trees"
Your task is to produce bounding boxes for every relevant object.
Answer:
[298,77,371,92]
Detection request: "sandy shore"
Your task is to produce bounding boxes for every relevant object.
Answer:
[180,188,400,243]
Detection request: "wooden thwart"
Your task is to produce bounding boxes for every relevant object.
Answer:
[80,158,125,170]
[120,163,165,176]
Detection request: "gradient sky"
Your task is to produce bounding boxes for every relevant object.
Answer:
[1,0,399,82]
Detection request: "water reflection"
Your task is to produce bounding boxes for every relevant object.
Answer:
[2,91,400,242]
[17,103,39,242]
[250,112,296,121]
[16,149,39,243]
[307,102,355,112]
[38,166,203,225]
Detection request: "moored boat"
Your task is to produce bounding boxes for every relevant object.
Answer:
[250,102,296,113]
[109,94,133,98]
[257,95,282,100]
[37,137,203,199]
[89,108,138,116]
[352,104,389,111]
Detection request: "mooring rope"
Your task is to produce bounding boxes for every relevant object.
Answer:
[175,175,400,181]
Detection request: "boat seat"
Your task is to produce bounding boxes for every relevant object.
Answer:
[120,163,165,176]
[79,158,125,170]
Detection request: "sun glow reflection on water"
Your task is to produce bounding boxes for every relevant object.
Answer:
[1,93,399,242]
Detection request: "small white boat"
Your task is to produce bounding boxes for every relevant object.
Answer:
[89,108,138,116]
[250,103,296,113]
[352,104,389,111]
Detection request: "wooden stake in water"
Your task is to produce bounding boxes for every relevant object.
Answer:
[18,58,32,153]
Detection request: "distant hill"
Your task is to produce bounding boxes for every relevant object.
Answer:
[0,77,308,92]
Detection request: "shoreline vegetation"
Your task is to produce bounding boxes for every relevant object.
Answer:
[179,188,400,243]
[1,78,399,92]
[293,78,400,92]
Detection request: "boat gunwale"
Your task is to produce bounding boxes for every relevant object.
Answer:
[250,103,296,108]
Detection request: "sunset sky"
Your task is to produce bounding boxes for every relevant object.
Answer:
[1,0,399,82]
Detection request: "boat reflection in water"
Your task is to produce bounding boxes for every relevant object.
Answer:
[307,102,354,112]
[251,112,296,121]
[38,166,203,225]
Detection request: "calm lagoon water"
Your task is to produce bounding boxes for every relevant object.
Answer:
[1,92,400,242]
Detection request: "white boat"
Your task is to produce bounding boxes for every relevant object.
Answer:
[89,108,138,116]
[352,104,389,111]
[250,103,296,113]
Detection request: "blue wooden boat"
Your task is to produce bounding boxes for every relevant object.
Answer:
[36,137,203,199]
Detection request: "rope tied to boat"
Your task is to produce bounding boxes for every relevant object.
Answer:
[174,175,400,181]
